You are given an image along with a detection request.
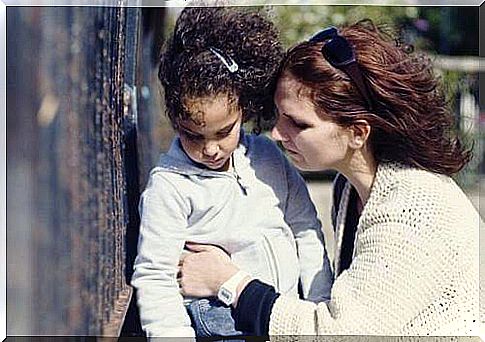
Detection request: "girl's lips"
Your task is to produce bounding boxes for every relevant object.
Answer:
[205,158,225,167]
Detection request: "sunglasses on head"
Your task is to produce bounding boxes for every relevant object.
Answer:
[309,26,374,111]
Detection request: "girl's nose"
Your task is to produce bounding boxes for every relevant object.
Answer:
[203,141,219,157]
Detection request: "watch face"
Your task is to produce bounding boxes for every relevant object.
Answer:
[218,287,234,305]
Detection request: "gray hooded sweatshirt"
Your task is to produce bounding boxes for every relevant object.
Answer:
[131,131,333,337]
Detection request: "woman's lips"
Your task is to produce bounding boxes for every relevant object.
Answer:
[282,144,298,155]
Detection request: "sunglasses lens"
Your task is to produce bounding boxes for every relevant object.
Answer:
[322,36,355,66]
[309,26,337,43]
[310,27,373,110]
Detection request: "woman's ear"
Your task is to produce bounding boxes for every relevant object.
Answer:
[348,120,371,149]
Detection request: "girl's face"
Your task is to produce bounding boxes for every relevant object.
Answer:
[178,94,242,171]
[272,76,351,172]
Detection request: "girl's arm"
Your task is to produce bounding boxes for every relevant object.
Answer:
[282,155,333,302]
[131,171,195,337]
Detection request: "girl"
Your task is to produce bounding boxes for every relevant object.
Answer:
[131,6,333,338]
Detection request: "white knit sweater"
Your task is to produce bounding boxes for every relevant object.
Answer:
[269,163,481,335]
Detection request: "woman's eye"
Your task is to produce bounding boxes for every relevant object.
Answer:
[291,118,310,130]
[283,114,309,130]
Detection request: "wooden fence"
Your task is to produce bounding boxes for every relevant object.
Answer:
[6,6,165,335]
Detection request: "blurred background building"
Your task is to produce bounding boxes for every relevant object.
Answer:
[5,3,483,336]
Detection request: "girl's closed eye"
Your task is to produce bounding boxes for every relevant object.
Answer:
[182,130,204,142]
[216,128,234,139]
[215,120,239,139]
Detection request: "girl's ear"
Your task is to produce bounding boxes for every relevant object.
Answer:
[348,120,371,149]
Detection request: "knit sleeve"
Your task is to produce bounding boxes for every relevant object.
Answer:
[269,217,475,335]
[269,165,479,335]
[233,279,280,335]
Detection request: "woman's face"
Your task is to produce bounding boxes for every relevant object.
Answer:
[178,95,242,171]
[272,76,351,172]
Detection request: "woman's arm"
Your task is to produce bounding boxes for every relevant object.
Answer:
[267,219,462,335]
[182,216,463,335]
[233,280,280,335]
[181,244,278,335]
[180,243,318,335]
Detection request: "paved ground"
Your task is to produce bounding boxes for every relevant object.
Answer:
[306,179,484,329]
[306,181,335,261]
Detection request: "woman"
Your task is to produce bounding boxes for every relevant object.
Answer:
[179,20,481,335]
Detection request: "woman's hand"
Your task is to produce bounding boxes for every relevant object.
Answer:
[179,243,240,298]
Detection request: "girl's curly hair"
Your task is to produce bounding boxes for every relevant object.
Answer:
[159,6,284,133]
[281,19,472,175]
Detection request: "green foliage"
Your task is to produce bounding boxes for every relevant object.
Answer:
[270,5,478,55]
[271,5,418,48]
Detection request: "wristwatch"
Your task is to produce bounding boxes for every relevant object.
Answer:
[217,270,251,306]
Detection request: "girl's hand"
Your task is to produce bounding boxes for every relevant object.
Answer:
[179,243,239,298]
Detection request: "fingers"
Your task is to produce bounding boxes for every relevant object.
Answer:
[177,273,185,295]
[177,251,191,291]
[177,278,187,296]
[185,243,231,259]
[184,242,218,252]
[179,249,192,266]
[177,264,187,295]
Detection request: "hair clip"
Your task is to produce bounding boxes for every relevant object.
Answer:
[209,47,239,73]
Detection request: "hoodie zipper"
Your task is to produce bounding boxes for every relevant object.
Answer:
[232,169,247,195]
[230,156,248,195]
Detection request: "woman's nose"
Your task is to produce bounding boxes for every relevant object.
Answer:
[203,141,219,157]
[271,123,286,142]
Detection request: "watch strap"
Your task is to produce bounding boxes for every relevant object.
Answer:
[217,270,251,305]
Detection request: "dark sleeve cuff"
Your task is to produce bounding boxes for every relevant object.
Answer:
[232,279,280,336]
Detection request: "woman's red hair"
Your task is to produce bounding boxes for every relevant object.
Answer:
[280,19,472,175]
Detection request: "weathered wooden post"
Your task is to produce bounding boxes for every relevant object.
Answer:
[6,5,165,335]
